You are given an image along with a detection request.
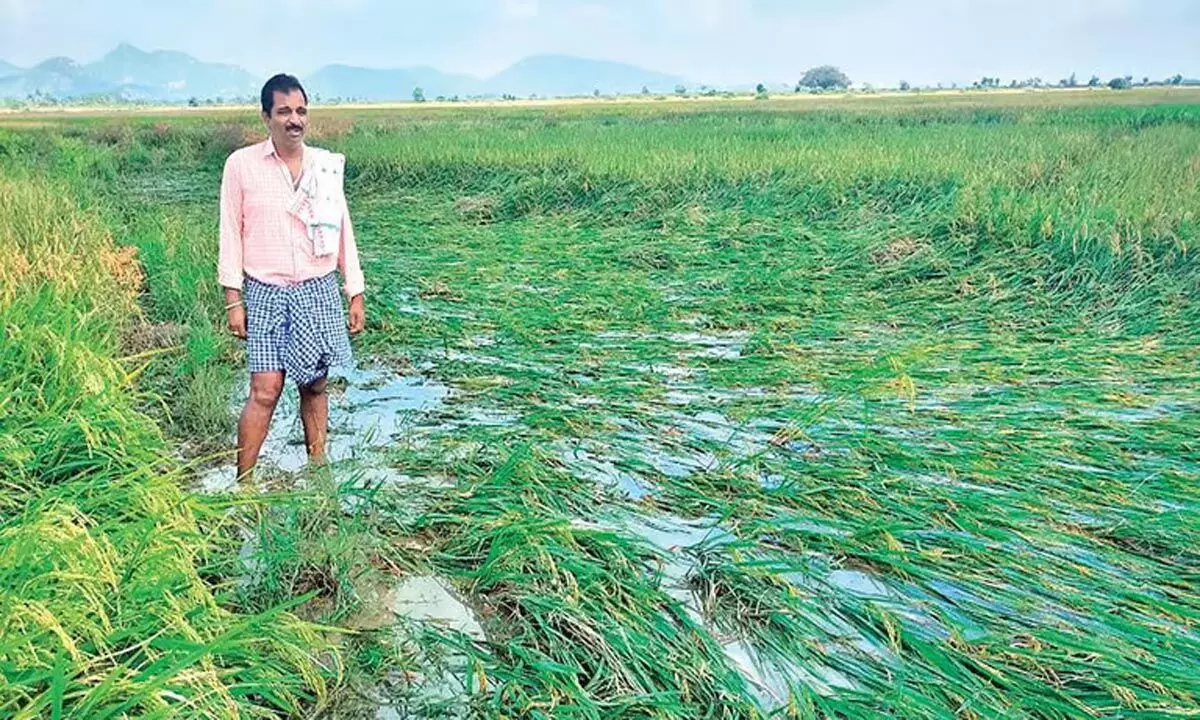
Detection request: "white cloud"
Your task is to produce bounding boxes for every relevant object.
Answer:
[575,2,609,22]
[659,0,749,30]
[503,0,539,18]
[0,0,32,25]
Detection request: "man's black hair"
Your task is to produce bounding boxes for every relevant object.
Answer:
[261,74,308,115]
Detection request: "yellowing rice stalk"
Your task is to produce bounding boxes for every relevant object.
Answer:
[0,178,338,717]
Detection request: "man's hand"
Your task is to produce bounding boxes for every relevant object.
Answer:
[224,288,246,339]
[348,294,365,335]
[228,304,247,339]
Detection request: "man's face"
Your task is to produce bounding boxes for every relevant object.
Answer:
[264,89,308,150]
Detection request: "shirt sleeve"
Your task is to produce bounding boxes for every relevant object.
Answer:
[217,154,245,290]
[338,196,366,298]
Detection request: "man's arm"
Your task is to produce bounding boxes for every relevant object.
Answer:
[338,198,366,334]
[218,154,245,291]
[218,155,247,338]
[338,199,365,298]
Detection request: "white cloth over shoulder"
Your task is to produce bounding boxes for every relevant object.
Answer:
[288,147,346,257]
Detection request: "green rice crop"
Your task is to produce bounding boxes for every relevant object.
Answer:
[1,88,1197,718]
[0,178,337,717]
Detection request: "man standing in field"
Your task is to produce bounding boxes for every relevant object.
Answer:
[218,73,366,479]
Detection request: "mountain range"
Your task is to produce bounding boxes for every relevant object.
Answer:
[0,43,688,103]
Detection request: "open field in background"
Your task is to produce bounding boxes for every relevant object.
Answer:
[2,85,1198,118]
[1,90,1198,718]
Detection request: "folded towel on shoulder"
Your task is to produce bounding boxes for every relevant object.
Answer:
[288,148,346,257]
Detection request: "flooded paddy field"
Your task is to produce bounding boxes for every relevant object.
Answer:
[3,92,1199,717]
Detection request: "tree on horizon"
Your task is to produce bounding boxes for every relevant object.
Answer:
[798,65,850,90]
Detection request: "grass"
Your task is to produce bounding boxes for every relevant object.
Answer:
[1,89,1197,717]
[0,178,338,716]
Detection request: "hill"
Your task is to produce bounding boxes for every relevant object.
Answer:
[0,44,689,102]
[484,54,684,97]
[306,64,484,101]
[87,42,257,100]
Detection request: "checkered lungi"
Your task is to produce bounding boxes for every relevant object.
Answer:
[244,272,353,386]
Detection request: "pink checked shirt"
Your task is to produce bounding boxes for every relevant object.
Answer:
[218,138,365,297]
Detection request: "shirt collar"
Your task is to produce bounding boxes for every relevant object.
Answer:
[262,137,309,165]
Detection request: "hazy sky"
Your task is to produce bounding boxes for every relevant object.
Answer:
[1,0,1197,87]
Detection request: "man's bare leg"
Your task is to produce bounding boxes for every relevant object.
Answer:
[237,371,285,480]
[299,375,329,466]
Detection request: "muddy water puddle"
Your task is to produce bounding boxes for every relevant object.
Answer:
[592,329,751,359]
[668,330,751,360]
[194,364,450,491]
[607,510,915,703]
[352,574,487,720]
[598,503,1032,705]
[554,441,654,499]
[354,574,487,640]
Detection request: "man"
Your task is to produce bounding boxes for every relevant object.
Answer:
[218,73,366,480]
